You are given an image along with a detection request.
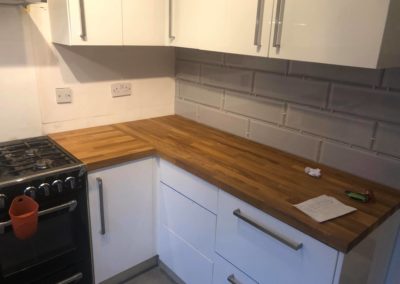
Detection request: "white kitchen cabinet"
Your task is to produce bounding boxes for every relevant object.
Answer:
[168,0,202,48]
[158,159,217,284]
[169,0,273,56]
[48,0,166,46]
[87,158,155,283]
[122,0,165,45]
[48,0,123,45]
[222,0,273,56]
[216,190,339,284]
[268,0,400,68]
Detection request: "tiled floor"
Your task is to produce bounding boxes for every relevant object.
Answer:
[124,267,177,284]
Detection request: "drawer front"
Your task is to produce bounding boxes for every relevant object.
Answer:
[216,191,338,284]
[160,159,218,214]
[159,183,216,259]
[213,253,258,284]
[159,226,213,284]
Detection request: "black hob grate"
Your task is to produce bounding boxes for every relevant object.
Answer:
[0,137,78,182]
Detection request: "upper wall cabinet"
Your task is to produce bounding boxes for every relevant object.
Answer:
[168,0,274,57]
[48,0,123,45]
[122,0,165,46]
[48,0,165,46]
[268,0,400,68]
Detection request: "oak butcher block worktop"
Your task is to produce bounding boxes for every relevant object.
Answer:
[49,125,155,171]
[50,115,400,253]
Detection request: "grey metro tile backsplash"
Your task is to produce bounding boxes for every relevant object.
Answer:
[175,48,400,189]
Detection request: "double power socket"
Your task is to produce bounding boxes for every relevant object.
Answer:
[56,82,132,104]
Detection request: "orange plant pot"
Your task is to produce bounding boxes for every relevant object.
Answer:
[9,195,39,240]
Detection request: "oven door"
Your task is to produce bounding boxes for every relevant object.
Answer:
[0,193,92,284]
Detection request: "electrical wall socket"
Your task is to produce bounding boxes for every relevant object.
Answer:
[56,88,72,104]
[111,82,132,98]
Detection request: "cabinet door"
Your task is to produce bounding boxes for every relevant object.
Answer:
[268,0,390,67]
[223,0,273,56]
[216,190,338,284]
[158,182,216,284]
[169,0,273,56]
[68,0,123,45]
[88,158,155,283]
[169,0,201,48]
[122,0,165,45]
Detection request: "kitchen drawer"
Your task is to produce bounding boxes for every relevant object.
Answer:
[216,190,339,284]
[159,183,216,259]
[213,253,258,284]
[159,226,213,284]
[160,159,218,214]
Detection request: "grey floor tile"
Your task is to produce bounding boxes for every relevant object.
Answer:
[123,267,177,284]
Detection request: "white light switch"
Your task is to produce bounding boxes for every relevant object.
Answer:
[111,82,132,98]
[56,88,73,104]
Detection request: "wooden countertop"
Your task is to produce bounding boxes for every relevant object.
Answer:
[50,115,400,253]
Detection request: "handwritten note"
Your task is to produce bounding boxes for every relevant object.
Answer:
[294,195,357,223]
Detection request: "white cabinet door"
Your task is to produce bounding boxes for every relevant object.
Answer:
[48,0,123,45]
[169,0,273,56]
[88,158,155,283]
[216,190,338,284]
[157,182,216,284]
[122,0,165,45]
[168,0,201,48]
[268,0,390,68]
[223,0,273,56]
[68,0,123,45]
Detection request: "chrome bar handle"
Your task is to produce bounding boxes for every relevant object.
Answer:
[79,0,87,41]
[96,177,106,235]
[56,272,83,284]
[227,274,242,284]
[254,0,265,47]
[168,0,175,40]
[0,200,78,234]
[272,0,285,47]
[233,209,302,251]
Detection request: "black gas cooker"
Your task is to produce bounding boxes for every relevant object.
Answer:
[0,136,92,284]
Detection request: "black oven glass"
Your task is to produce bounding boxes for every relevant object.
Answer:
[0,209,77,278]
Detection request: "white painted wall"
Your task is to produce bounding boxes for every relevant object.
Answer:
[0,5,42,142]
[0,4,175,143]
[27,3,175,133]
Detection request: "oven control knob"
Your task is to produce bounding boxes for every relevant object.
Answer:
[52,180,63,194]
[38,183,51,197]
[24,186,37,199]
[65,176,76,190]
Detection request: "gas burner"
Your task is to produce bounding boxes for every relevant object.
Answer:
[25,148,39,157]
[0,136,80,181]
[35,158,53,170]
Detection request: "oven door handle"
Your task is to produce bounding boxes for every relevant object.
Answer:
[56,272,83,284]
[0,200,77,234]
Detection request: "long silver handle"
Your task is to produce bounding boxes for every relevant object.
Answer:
[272,0,285,47]
[0,200,78,234]
[227,274,242,284]
[168,0,175,40]
[79,0,87,41]
[233,209,302,251]
[56,272,83,284]
[96,177,106,235]
[254,0,265,47]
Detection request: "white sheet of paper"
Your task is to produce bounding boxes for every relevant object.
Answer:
[294,195,357,223]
